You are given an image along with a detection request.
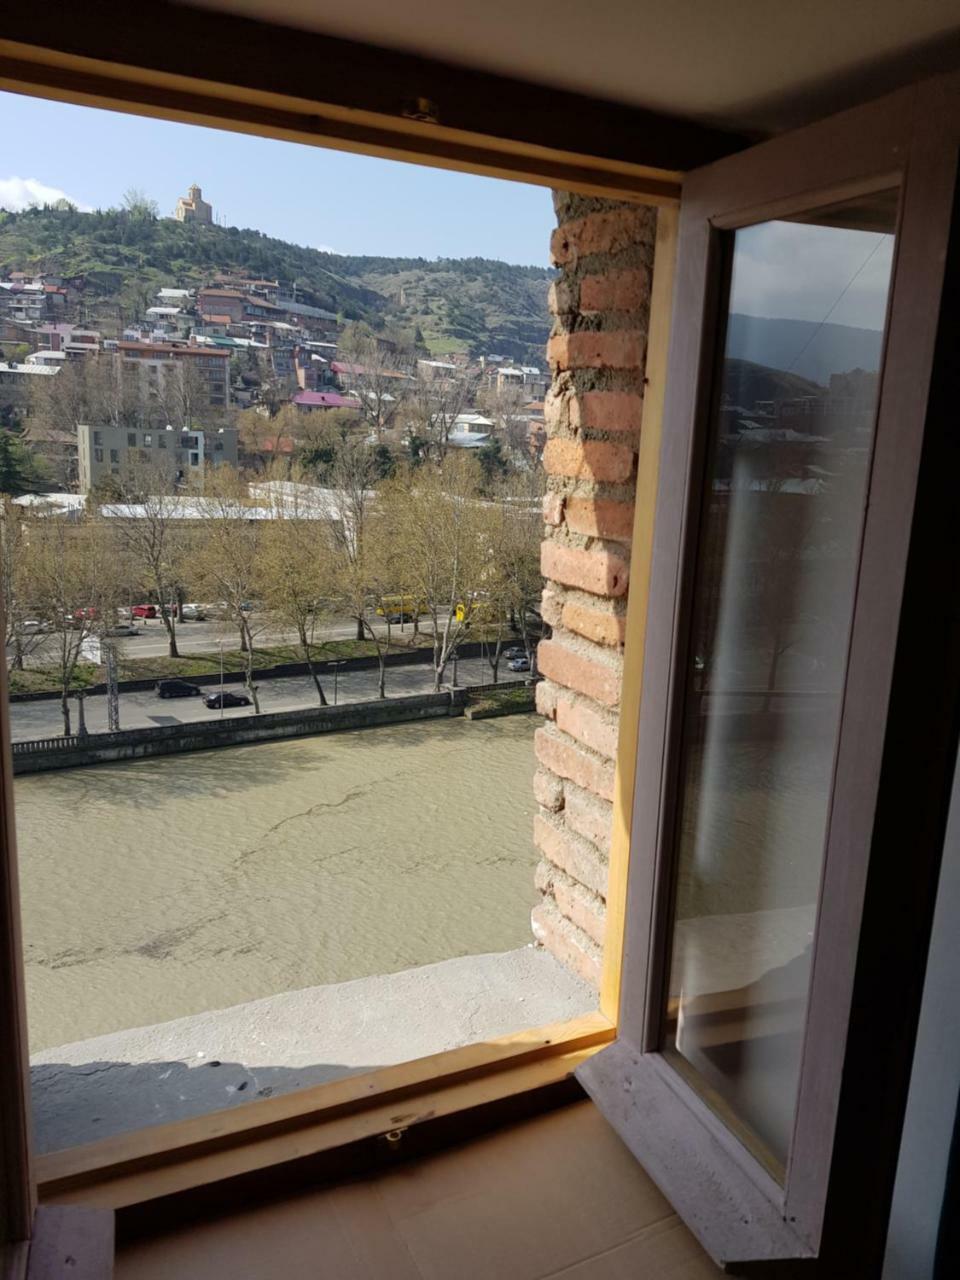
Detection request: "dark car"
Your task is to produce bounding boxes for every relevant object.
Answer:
[156,678,201,699]
[385,612,415,624]
[203,691,252,710]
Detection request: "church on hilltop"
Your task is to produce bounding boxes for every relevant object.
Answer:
[175,183,213,225]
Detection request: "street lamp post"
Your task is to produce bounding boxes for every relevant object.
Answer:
[75,690,88,739]
[328,660,346,705]
[219,640,225,720]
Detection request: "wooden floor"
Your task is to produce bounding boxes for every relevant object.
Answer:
[115,1100,719,1279]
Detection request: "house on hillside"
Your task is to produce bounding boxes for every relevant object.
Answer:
[291,389,359,413]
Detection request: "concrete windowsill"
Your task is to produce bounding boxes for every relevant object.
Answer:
[31,947,595,1154]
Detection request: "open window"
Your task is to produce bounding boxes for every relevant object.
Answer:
[580,74,960,1268]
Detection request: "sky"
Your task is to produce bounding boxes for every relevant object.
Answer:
[0,91,898,326]
[0,90,555,266]
[729,219,895,331]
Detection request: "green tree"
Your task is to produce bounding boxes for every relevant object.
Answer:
[0,433,43,496]
[478,438,508,489]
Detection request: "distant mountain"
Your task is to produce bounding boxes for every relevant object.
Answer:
[722,358,824,409]
[0,206,554,365]
[726,313,884,386]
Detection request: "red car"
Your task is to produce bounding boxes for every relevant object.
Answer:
[131,604,158,619]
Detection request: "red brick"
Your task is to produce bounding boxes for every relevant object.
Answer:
[568,390,644,436]
[563,496,635,543]
[565,785,614,850]
[535,726,616,802]
[555,693,620,759]
[550,209,653,266]
[541,541,629,597]
[547,279,577,315]
[542,438,634,483]
[539,586,564,629]
[531,901,602,988]
[537,639,621,708]
[535,679,558,719]
[551,872,607,948]
[579,268,650,314]
[547,330,644,371]
[542,490,565,526]
[534,814,609,898]
[533,768,564,812]
[560,599,626,648]
[535,861,606,946]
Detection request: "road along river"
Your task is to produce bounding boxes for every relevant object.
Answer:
[16,714,539,1052]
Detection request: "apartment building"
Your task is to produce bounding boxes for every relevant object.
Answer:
[117,341,231,411]
[77,421,239,492]
[0,361,58,422]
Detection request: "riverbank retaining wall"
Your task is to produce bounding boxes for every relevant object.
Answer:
[532,193,657,987]
[12,690,471,774]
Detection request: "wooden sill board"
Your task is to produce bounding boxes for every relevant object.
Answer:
[38,1014,613,1209]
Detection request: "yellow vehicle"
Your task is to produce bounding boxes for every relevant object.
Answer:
[455,595,498,624]
[376,594,424,620]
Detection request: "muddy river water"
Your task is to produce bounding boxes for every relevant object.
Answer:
[16,715,539,1051]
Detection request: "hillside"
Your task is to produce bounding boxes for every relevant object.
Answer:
[726,312,884,386]
[722,357,824,409]
[0,206,554,364]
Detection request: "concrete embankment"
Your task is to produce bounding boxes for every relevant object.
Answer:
[12,689,469,774]
[11,681,537,774]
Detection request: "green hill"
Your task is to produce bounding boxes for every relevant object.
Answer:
[722,357,825,407]
[0,205,554,365]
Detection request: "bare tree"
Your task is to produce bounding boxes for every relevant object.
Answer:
[28,353,143,437]
[1,499,47,671]
[403,362,481,462]
[189,470,263,712]
[27,511,118,734]
[107,462,186,657]
[481,472,544,680]
[381,454,488,690]
[156,359,208,432]
[324,434,384,641]
[257,468,334,705]
[478,381,533,462]
[338,329,410,441]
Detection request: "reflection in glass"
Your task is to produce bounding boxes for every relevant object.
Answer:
[663,193,898,1174]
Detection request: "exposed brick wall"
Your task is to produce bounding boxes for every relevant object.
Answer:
[532,193,657,988]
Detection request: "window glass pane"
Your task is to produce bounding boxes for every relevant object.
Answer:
[663,191,898,1174]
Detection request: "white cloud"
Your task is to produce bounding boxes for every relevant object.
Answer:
[729,220,894,331]
[0,176,93,213]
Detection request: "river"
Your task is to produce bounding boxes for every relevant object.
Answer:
[15,714,540,1052]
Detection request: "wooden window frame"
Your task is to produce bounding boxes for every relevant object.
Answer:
[579,72,960,1270]
[0,10,695,1231]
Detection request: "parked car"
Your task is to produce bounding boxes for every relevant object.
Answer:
[156,678,200,699]
[385,611,415,624]
[507,656,531,672]
[179,603,207,621]
[68,607,97,628]
[505,645,536,661]
[17,619,51,634]
[132,604,158,619]
[105,623,139,637]
[202,690,251,709]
